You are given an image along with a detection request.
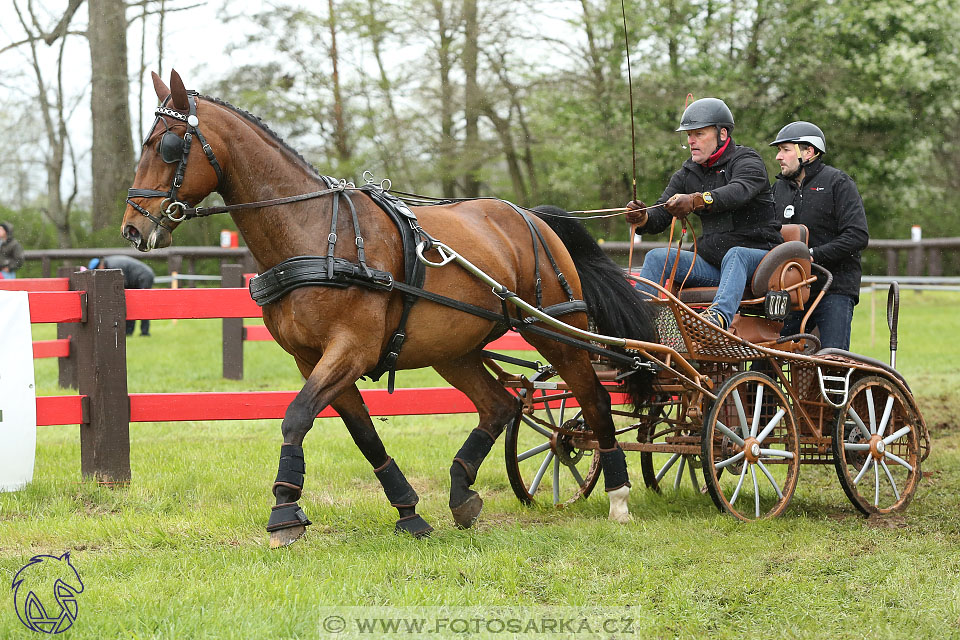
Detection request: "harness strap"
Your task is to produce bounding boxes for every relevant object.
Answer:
[507,203,576,303]
[518,212,543,308]
[327,191,340,280]
[193,127,223,188]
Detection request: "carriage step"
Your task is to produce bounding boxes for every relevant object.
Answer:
[816,367,854,408]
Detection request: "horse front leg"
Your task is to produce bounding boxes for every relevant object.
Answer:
[268,349,368,548]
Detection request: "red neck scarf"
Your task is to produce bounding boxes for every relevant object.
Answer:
[705,137,731,167]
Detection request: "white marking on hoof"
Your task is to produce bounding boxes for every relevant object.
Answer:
[607,486,632,523]
[269,525,306,548]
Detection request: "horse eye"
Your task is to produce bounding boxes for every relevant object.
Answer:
[158,132,184,164]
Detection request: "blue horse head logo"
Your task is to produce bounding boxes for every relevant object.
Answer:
[11,552,84,634]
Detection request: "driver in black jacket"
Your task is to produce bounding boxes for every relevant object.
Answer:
[770,122,869,350]
[626,98,783,329]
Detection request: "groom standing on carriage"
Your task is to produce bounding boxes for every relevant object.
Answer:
[625,98,783,329]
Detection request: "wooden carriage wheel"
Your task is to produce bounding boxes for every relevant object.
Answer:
[833,375,920,515]
[503,368,601,506]
[701,371,800,521]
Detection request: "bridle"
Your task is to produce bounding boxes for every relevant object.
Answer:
[126,92,224,232]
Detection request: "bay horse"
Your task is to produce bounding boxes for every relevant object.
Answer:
[123,70,657,547]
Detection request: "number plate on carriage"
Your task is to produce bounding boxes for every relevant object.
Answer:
[764,291,791,320]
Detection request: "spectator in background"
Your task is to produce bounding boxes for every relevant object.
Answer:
[89,255,156,336]
[0,221,25,279]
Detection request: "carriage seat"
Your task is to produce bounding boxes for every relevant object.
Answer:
[677,224,812,311]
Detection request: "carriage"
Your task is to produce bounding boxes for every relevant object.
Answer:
[492,225,930,521]
[125,71,929,544]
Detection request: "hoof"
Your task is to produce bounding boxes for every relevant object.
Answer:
[607,486,632,524]
[269,524,306,548]
[396,514,434,539]
[450,492,483,529]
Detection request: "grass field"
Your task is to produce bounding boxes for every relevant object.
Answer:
[2,290,959,638]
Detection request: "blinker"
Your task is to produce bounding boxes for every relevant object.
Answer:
[158,131,184,164]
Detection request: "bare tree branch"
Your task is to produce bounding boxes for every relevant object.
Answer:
[43,0,84,45]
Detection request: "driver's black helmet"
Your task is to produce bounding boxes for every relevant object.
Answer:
[676,98,735,132]
[769,121,826,154]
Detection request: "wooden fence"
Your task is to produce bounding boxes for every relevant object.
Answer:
[14,269,548,483]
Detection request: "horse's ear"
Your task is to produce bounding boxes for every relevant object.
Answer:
[152,72,170,102]
[169,69,189,111]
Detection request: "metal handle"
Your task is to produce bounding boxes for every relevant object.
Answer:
[887,281,900,368]
[416,241,456,267]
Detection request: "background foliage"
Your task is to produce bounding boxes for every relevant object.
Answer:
[1,0,959,251]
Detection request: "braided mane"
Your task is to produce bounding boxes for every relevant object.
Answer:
[199,94,322,178]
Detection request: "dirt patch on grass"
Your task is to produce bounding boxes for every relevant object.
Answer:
[865,513,909,529]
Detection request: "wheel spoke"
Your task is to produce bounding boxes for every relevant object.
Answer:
[674,455,686,490]
[866,388,877,434]
[517,441,552,462]
[873,460,880,507]
[553,456,560,505]
[756,460,783,499]
[844,443,871,451]
[877,395,895,439]
[529,451,555,495]
[732,388,749,438]
[847,406,872,441]
[715,450,745,470]
[520,415,554,439]
[539,390,557,427]
[655,453,682,483]
[883,426,912,446]
[730,463,749,506]
[884,450,914,473]
[715,420,745,446]
[687,459,700,492]
[569,463,585,487]
[853,455,874,485]
[751,384,765,438]
[756,409,785,444]
[751,466,760,518]
[760,448,795,459]
[879,459,901,501]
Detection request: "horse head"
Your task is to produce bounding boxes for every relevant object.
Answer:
[122,70,225,250]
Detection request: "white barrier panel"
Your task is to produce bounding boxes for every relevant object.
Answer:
[0,291,36,491]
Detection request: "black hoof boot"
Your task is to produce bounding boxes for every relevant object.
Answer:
[395,513,434,538]
[267,502,312,548]
[375,458,432,536]
[448,429,495,529]
[449,462,483,529]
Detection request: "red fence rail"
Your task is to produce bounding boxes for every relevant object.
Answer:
[18,268,554,484]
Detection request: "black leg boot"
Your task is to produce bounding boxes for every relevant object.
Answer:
[449,429,495,529]
[374,457,433,538]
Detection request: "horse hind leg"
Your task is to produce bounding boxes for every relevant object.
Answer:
[434,352,521,529]
[528,336,634,523]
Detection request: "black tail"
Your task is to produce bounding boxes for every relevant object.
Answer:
[532,205,657,408]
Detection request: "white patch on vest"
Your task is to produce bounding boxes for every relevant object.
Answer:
[783,205,795,219]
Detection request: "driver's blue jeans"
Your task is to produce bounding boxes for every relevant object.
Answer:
[636,247,769,327]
